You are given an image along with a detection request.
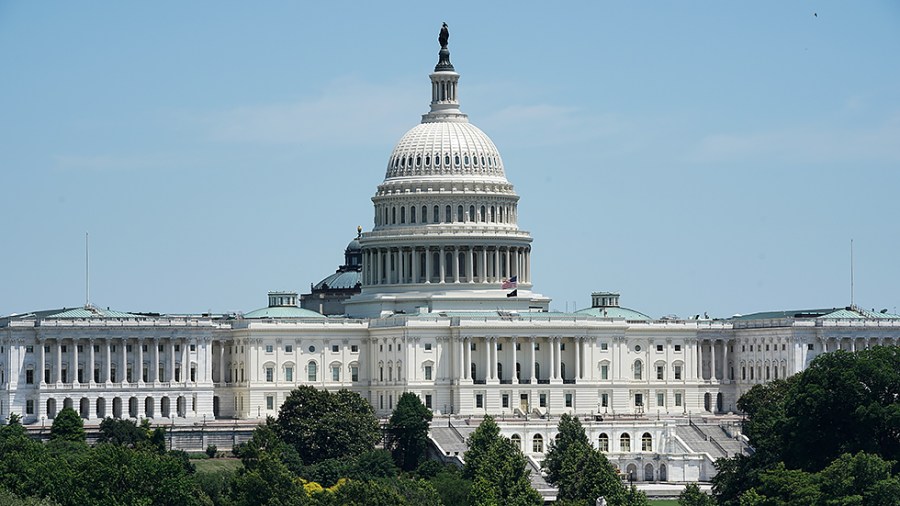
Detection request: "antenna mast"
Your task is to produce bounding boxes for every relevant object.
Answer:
[85,232,90,309]
[850,238,854,309]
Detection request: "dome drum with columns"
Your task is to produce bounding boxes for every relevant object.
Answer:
[345,34,548,318]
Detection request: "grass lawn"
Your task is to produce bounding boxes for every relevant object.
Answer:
[191,458,243,474]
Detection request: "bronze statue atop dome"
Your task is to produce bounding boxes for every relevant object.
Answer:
[438,22,449,48]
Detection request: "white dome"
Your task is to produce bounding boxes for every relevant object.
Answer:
[385,121,506,180]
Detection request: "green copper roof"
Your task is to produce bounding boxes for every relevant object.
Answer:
[46,306,143,319]
[574,306,652,321]
[243,306,325,319]
[733,307,900,321]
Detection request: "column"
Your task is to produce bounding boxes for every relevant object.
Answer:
[453,247,460,283]
[153,339,160,382]
[493,249,500,283]
[56,341,62,383]
[169,341,176,382]
[439,247,446,283]
[183,339,190,384]
[424,248,432,283]
[412,248,420,283]
[466,248,474,282]
[511,248,518,278]
[491,338,498,380]
[464,337,471,380]
[72,338,79,384]
[575,338,581,380]
[39,341,46,385]
[723,340,729,382]
[88,339,95,384]
[137,339,144,384]
[511,337,518,382]
[105,339,112,383]
[122,338,128,383]
[530,338,537,382]
[524,249,529,283]
[696,340,702,379]
[458,338,465,382]
[483,337,491,380]
[555,337,562,380]
[481,248,488,283]
[218,342,225,384]
[504,248,510,279]
[710,340,717,381]
[399,248,406,284]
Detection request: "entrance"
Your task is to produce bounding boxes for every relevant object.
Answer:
[520,394,529,413]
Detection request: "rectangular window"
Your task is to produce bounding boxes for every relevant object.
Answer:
[142,367,148,382]
[516,343,521,351]
[388,344,392,351]
[565,393,573,408]
[45,370,51,383]
[502,394,509,408]
[656,344,663,352]
[26,345,33,353]
[539,393,547,407]
[476,394,483,408]
[61,369,68,383]
[190,367,196,382]
[26,400,34,415]
[159,367,165,381]
[351,345,358,353]
[266,395,274,411]
[142,344,147,352]
[766,344,770,351]
[25,370,33,384]
[782,344,786,351]
[675,392,683,407]
[379,344,383,352]
[424,343,432,351]
[657,393,665,407]
[265,367,273,382]
[380,395,384,410]
[174,345,180,352]
[110,369,117,383]
[535,342,540,351]
[175,368,181,382]
[424,365,432,380]
[44,345,50,353]
[674,365,682,380]
[77,345,83,353]
[285,344,293,353]
[126,345,132,352]
[635,393,644,407]
[332,366,340,382]
[470,342,476,351]
[61,345,67,353]
[78,368,84,383]
[332,345,339,353]
[425,394,432,409]
[601,365,609,380]
[351,366,359,382]
[674,344,682,352]
[265,345,273,353]
[158,344,164,352]
[600,342,608,351]
[656,366,664,380]
[190,344,196,352]
[807,343,814,351]
[127,368,133,383]
[283,367,292,382]
[601,393,609,407]
[560,343,566,351]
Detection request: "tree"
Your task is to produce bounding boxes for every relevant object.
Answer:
[49,408,84,443]
[463,415,500,480]
[678,483,715,506]
[276,386,380,465]
[386,392,433,471]
[96,418,147,447]
[429,464,471,506]
[542,414,623,505]
[469,436,541,506]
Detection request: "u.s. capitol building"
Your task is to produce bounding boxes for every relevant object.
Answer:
[3,30,898,484]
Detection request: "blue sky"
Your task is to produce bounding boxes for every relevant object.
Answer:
[1,2,898,318]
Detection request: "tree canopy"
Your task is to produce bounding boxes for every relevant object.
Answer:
[386,392,433,471]
[464,416,541,506]
[49,408,84,443]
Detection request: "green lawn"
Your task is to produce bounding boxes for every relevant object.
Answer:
[191,458,243,474]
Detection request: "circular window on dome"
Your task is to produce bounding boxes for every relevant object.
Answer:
[416,156,421,166]
[473,155,478,165]
[488,157,493,167]
[635,345,642,352]
[425,155,430,166]
[445,155,450,166]
[481,156,486,166]
[407,156,413,167]
[454,155,460,166]
[464,155,470,165]
[309,345,316,353]
[394,158,399,168]
[400,157,405,168]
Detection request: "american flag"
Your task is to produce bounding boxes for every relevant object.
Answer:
[501,276,517,289]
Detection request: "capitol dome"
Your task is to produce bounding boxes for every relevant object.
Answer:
[385,121,506,181]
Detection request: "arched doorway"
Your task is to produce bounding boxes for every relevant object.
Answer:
[176,396,186,418]
[128,397,138,418]
[716,393,723,413]
[96,398,106,419]
[626,464,637,482]
[63,397,73,411]
[213,396,220,418]
[659,463,668,482]
[47,398,57,419]
[704,393,712,412]
[644,463,654,481]
[112,397,122,419]
[161,397,171,418]
[145,397,155,418]
[79,398,90,419]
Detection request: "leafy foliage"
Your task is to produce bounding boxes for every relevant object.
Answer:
[386,392,433,471]
[463,415,500,480]
[276,386,380,466]
[464,416,541,506]
[48,408,84,443]
[678,483,715,506]
[97,417,147,447]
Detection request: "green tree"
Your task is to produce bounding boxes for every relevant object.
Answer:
[469,437,541,506]
[96,417,147,447]
[542,414,623,506]
[463,415,500,480]
[229,452,306,506]
[429,464,471,506]
[48,408,84,443]
[678,483,715,506]
[386,392,433,471]
[352,450,399,481]
[619,484,651,506]
[276,386,380,465]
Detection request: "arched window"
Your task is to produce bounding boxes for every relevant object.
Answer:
[464,154,470,166]
[532,434,544,453]
[511,434,521,449]
[598,433,609,452]
[425,155,430,166]
[391,207,396,225]
[444,155,450,166]
[307,361,318,382]
[454,155,460,166]
[499,207,504,222]
[469,205,475,222]
[634,360,643,380]
[410,206,416,223]
[422,206,428,223]
[400,207,406,224]
[445,205,451,223]
[480,205,486,222]
[642,432,652,452]
[457,206,464,222]
[620,433,631,452]
[416,156,421,167]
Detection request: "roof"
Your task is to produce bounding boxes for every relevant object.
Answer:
[42,306,143,319]
[312,270,361,291]
[242,306,325,319]
[732,307,900,321]
[574,306,653,321]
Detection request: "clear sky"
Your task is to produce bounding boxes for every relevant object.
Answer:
[1,2,898,319]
